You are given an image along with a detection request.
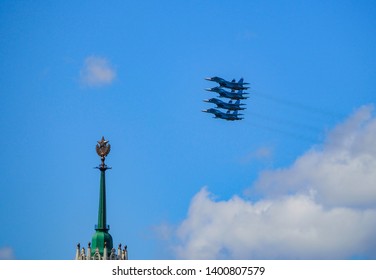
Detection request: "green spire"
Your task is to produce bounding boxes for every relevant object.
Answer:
[91,137,113,257]
[97,169,108,230]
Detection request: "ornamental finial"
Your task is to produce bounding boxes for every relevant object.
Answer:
[96,136,111,170]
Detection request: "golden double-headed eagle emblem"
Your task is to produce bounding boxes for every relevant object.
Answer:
[96,136,111,158]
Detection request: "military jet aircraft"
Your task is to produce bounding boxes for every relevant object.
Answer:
[205,87,249,100]
[203,98,246,111]
[202,108,243,121]
[205,77,249,90]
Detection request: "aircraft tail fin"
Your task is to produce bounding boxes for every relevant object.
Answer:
[235,100,240,105]
[239,77,250,85]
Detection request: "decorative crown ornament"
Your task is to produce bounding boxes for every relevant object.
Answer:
[96,136,111,157]
[96,136,111,170]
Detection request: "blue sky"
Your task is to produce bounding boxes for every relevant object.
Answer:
[0,0,376,260]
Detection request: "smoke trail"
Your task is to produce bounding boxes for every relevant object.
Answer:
[252,90,345,120]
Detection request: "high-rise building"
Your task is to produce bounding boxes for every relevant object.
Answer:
[75,137,128,260]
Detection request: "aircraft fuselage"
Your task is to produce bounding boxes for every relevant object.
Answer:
[205,77,249,90]
[206,87,248,100]
[204,98,246,111]
[202,108,243,121]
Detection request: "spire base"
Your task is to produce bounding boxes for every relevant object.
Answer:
[91,230,113,258]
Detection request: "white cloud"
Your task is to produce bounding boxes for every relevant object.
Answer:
[254,105,376,208]
[174,189,376,259]
[0,247,15,260]
[170,105,376,259]
[80,56,116,87]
